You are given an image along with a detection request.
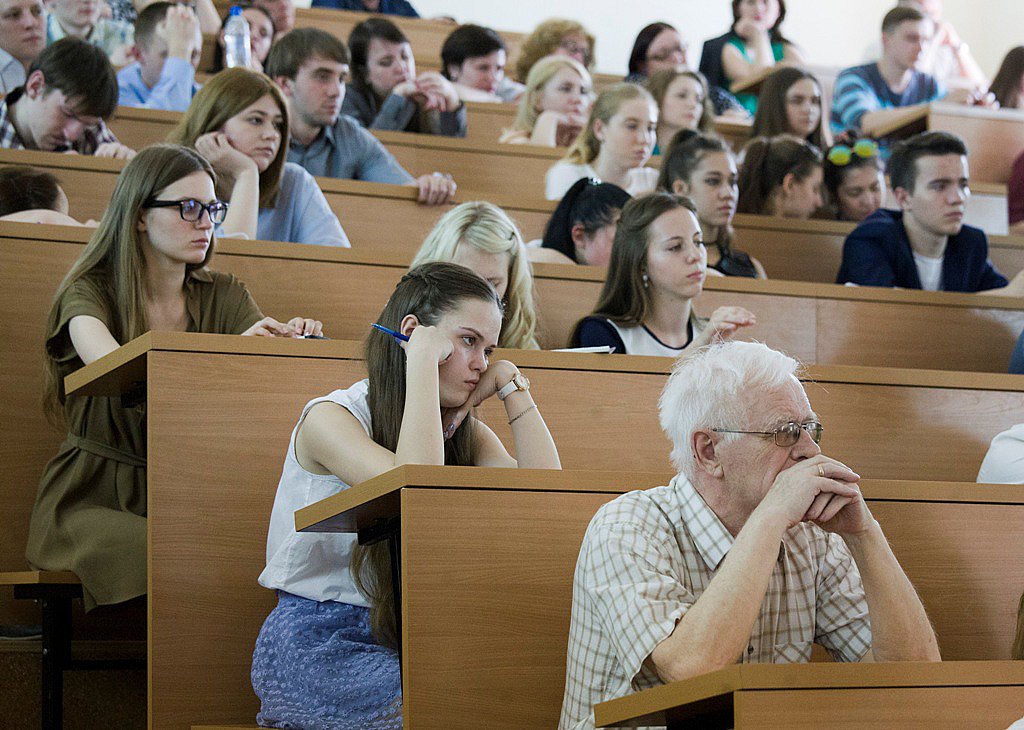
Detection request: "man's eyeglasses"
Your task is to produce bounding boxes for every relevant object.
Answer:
[143,198,229,225]
[559,39,591,64]
[713,421,824,447]
[827,139,879,167]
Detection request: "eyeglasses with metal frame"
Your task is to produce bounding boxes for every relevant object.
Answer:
[712,421,823,447]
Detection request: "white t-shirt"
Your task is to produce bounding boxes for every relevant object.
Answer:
[912,251,944,291]
[258,379,372,606]
[977,423,1024,485]
[545,161,659,201]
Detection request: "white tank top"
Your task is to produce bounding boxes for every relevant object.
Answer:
[258,379,372,606]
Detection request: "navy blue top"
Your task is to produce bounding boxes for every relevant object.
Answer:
[310,0,418,16]
[836,208,1007,293]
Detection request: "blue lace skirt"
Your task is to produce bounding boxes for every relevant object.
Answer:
[251,591,402,729]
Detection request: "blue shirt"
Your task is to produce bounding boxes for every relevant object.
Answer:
[117,58,200,112]
[254,163,351,247]
[310,0,418,16]
[287,113,412,184]
[836,208,1007,293]
[831,63,943,136]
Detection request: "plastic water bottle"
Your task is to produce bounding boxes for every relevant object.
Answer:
[223,6,252,69]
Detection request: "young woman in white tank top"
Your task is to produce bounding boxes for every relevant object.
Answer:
[252,262,561,729]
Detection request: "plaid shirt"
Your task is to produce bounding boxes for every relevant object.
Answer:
[0,87,118,154]
[558,474,872,730]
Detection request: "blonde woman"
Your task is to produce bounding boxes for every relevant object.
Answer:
[499,56,592,148]
[544,83,659,201]
[514,18,595,83]
[411,202,539,349]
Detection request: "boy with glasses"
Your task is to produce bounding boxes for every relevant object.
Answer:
[559,341,940,730]
[0,37,133,158]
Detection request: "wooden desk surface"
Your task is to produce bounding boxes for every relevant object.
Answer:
[595,661,1024,728]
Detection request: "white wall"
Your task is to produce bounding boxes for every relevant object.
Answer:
[414,0,1019,81]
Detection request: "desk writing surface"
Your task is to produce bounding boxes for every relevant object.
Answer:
[594,661,1024,728]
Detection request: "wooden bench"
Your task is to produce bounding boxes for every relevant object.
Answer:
[60,334,1024,728]
[866,101,1024,185]
[0,570,144,730]
[733,213,1024,282]
[0,147,558,243]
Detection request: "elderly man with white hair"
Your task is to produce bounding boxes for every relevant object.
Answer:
[558,341,940,730]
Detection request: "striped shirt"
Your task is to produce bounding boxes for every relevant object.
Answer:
[830,62,943,137]
[558,474,872,730]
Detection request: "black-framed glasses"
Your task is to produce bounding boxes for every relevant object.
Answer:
[143,198,229,225]
[713,421,823,447]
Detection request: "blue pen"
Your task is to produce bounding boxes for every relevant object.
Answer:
[371,323,410,342]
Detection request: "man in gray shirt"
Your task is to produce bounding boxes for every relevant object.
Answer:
[266,28,456,206]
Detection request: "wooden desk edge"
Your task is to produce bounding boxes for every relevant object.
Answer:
[594,660,1024,726]
[296,467,1024,534]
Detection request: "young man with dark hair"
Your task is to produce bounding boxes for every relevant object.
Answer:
[837,131,1024,295]
[117,2,202,111]
[0,37,133,158]
[831,6,943,138]
[45,0,134,66]
[266,27,456,206]
[0,0,44,95]
[441,24,523,103]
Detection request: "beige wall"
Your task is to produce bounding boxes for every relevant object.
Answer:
[415,0,1018,82]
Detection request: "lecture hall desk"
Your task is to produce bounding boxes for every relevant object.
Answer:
[53,334,1024,727]
[5,222,1024,629]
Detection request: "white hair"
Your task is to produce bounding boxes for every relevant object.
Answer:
[658,341,801,478]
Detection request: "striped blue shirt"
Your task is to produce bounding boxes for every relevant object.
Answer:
[830,63,943,136]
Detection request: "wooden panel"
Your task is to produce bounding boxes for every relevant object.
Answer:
[733,214,1024,283]
[148,352,369,730]
[733,687,1024,729]
[398,487,1024,727]
[927,104,1024,185]
[373,130,560,200]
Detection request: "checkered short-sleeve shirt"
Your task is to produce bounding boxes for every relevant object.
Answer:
[557,474,872,730]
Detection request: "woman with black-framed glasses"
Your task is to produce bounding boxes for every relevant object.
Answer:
[25,143,324,613]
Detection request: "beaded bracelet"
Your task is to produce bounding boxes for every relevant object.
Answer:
[508,404,538,425]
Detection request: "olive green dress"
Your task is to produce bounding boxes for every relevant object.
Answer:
[26,268,263,610]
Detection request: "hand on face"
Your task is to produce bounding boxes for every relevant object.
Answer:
[733,17,768,41]
[757,455,869,533]
[402,324,455,364]
[159,4,200,59]
[440,359,519,438]
[195,131,258,179]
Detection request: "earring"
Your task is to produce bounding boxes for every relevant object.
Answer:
[642,272,650,288]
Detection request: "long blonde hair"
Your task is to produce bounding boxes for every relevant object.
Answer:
[507,55,591,137]
[564,82,655,165]
[42,144,217,421]
[514,18,595,82]
[411,202,539,350]
[167,68,288,208]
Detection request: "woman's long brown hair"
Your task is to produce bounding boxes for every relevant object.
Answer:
[352,262,503,648]
[41,144,217,424]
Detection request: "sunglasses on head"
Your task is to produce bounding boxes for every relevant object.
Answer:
[827,139,879,166]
